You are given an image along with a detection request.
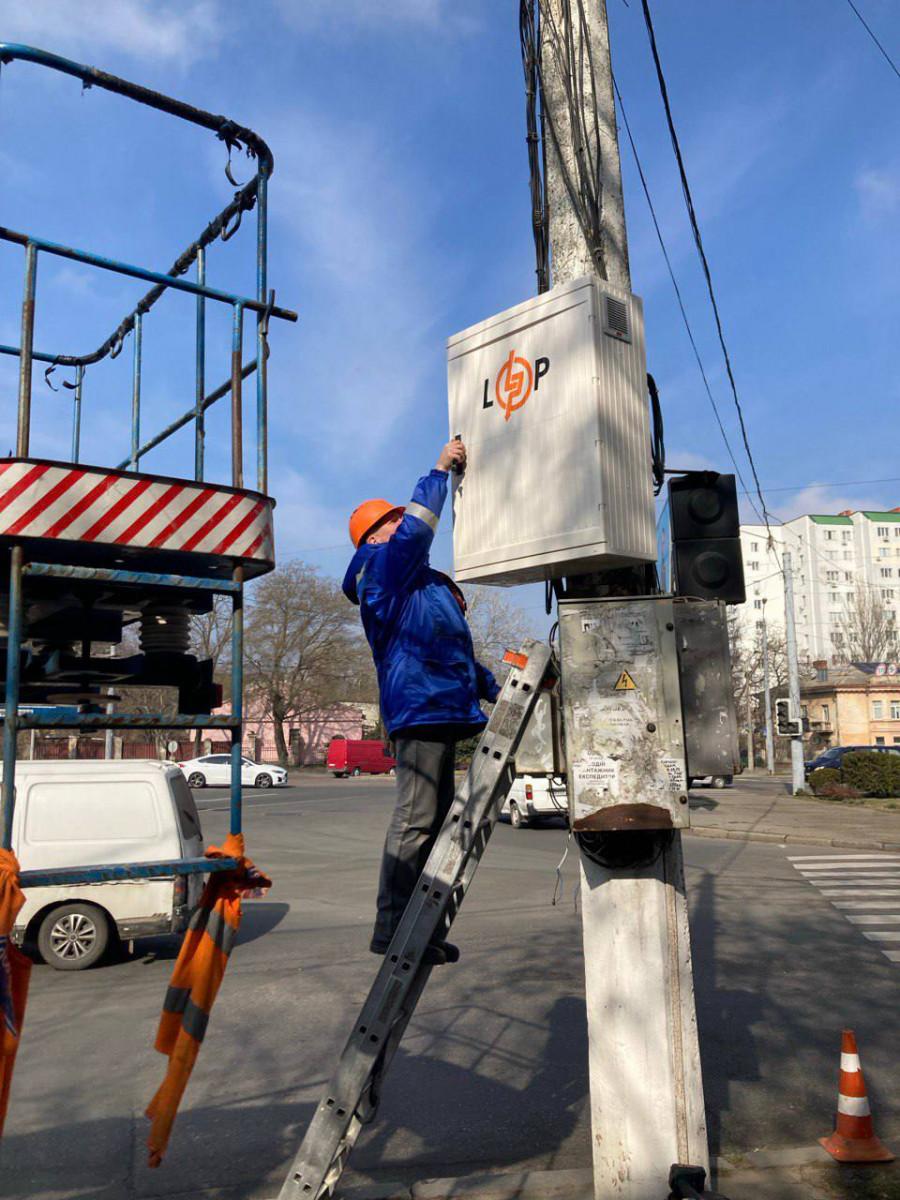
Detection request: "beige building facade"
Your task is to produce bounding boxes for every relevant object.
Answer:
[800,664,900,753]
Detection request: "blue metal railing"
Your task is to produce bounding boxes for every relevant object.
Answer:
[0,44,295,887]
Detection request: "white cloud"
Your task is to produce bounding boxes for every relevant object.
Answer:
[855,166,900,222]
[267,467,349,562]
[3,1,225,67]
[273,0,481,36]
[774,484,891,523]
[261,107,456,454]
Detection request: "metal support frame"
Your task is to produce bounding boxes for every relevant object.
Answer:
[0,550,245,885]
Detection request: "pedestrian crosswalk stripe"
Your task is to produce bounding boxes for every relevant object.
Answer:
[787,854,900,862]
[788,852,900,966]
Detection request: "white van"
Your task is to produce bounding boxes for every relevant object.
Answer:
[501,774,568,829]
[10,760,204,970]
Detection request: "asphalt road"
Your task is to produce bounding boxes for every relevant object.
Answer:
[3,777,898,1200]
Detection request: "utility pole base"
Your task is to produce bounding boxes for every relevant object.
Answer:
[580,833,708,1200]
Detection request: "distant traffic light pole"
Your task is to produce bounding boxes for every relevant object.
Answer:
[782,551,805,793]
[759,601,776,775]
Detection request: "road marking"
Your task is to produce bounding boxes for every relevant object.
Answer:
[788,852,900,966]
[787,854,900,862]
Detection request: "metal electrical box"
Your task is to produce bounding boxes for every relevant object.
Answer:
[673,599,742,779]
[558,596,689,831]
[447,276,656,585]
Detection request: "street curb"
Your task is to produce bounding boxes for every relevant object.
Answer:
[687,824,900,852]
[339,1127,900,1200]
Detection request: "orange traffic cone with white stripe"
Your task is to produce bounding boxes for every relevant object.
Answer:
[819,1029,894,1163]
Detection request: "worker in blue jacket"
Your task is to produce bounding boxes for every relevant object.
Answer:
[343,438,500,964]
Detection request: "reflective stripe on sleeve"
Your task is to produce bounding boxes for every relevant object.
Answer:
[406,501,439,533]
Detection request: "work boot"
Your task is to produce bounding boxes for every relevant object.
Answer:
[431,939,460,963]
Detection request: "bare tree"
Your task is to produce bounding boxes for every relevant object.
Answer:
[462,584,535,676]
[836,584,900,663]
[244,561,365,767]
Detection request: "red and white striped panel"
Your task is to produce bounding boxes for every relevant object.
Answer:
[0,459,274,563]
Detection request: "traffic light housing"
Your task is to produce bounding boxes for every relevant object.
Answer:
[668,472,746,604]
[775,697,802,737]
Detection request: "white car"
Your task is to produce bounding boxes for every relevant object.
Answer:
[501,774,568,828]
[177,754,287,789]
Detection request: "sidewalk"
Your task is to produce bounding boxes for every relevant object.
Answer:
[339,1130,900,1200]
[687,774,900,851]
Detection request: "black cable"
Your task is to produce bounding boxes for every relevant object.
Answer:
[845,0,900,81]
[520,1,551,292]
[639,0,774,538]
[647,372,665,495]
[612,76,764,524]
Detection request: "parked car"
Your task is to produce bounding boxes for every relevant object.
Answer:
[327,739,396,777]
[687,774,733,789]
[804,744,900,777]
[501,774,568,828]
[176,754,287,789]
[10,760,204,970]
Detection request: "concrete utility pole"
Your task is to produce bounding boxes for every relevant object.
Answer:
[759,602,775,775]
[745,688,754,769]
[782,551,805,794]
[540,4,708,1196]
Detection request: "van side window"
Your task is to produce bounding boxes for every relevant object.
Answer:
[170,773,202,839]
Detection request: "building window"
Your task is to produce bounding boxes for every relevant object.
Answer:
[750,541,759,551]
[844,551,853,561]
[873,701,884,719]
[830,610,841,621]
[881,568,893,578]
[825,530,834,540]
[877,526,889,538]
[749,561,759,571]
[829,591,840,602]
[801,705,808,719]
[832,631,844,647]
[895,528,900,537]
[879,547,889,558]
[892,701,900,721]
[883,589,895,600]
[822,704,830,722]
[826,570,838,582]
[753,599,762,610]
[875,736,886,745]
[842,531,851,542]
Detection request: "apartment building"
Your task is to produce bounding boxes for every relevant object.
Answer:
[738,508,900,662]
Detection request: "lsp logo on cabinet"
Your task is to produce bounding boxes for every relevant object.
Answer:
[482,349,550,422]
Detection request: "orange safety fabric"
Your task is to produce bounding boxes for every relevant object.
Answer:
[348,499,404,548]
[145,833,271,1168]
[0,849,31,1140]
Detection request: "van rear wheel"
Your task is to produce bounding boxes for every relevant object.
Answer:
[509,802,528,829]
[38,903,109,971]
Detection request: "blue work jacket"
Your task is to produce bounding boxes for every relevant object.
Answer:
[342,469,500,737]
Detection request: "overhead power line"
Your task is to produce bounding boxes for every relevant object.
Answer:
[638,0,775,538]
[611,76,765,525]
[844,0,900,81]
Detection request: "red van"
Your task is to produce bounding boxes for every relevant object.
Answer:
[327,739,396,778]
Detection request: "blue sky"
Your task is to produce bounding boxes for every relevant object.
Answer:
[1,1,898,630]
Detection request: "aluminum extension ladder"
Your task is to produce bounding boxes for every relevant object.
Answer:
[278,640,555,1200]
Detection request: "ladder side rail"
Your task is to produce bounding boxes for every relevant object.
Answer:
[280,643,552,1200]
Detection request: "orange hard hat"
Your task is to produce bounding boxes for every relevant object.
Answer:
[349,499,404,548]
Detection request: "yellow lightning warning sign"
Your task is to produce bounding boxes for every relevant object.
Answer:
[614,670,637,691]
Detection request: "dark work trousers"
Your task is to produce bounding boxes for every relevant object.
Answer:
[370,737,457,952]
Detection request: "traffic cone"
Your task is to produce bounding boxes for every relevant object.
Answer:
[819,1030,895,1163]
